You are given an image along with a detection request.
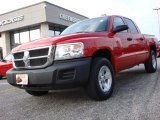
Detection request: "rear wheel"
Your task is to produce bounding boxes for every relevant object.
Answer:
[25,90,48,96]
[144,50,157,73]
[86,57,114,100]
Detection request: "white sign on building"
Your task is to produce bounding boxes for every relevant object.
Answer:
[60,13,80,23]
[0,15,24,26]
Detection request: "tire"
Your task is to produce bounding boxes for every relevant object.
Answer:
[145,50,157,73]
[0,76,2,80]
[86,57,114,101]
[25,90,48,96]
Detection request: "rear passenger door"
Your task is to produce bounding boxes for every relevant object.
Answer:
[125,18,147,63]
[113,17,137,70]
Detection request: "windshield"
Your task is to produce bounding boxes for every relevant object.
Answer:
[4,54,12,61]
[61,17,108,35]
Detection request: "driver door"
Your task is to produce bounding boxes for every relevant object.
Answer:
[113,16,137,71]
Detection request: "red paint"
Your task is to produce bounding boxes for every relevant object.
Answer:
[0,60,12,77]
[11,15,159,74]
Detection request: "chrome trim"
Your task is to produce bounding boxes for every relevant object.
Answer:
[28,56,48,60]
[12,46,52,54]
[12,46,54,69]
[13,59,23,62]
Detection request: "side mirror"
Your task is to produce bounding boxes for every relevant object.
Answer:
[112,25,128,33]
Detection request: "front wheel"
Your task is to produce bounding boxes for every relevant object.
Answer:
[25,90,48,96]
[86,57,114,101]
[144,50,157,73]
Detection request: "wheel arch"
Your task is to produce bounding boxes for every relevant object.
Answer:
[91,49,115,72]
[150,44,156,55]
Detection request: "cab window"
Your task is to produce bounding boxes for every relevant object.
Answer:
[125,18,139,34]
[4,54,12,61]
[113,17,127,32]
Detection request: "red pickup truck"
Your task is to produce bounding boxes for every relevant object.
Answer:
[7,15,159,100]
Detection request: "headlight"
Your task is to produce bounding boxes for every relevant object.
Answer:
[54,42,84,60]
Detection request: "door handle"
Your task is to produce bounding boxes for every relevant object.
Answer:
[127,38,132,41]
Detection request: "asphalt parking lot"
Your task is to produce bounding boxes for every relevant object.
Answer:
[1,59,160,120]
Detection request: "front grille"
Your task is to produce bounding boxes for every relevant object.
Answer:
[13,46,54,69]
[30,58,48,66]
[14,61,25,67]
[14,52,24,59]
[30,48,49,57]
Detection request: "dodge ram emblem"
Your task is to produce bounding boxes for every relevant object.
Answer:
[23,51,30,67]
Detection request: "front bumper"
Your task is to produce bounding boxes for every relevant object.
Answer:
[7,57,91,91]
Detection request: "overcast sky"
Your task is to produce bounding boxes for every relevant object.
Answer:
[0,0,160,39]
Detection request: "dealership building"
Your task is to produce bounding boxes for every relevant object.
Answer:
[0,1,88,57]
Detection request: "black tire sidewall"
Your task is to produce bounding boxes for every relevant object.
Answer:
[151,51,157,70]
[145,50,157,73]
[87,57,114,100]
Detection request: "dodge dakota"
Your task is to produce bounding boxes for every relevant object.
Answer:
[7,15,159,100]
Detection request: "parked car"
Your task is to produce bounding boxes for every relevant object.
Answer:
[0,54,13,79]
[7,15,159,100]
[157,41,160,57]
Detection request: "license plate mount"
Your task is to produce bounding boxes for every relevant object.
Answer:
[16,74,28,85]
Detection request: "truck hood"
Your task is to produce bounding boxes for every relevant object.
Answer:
[12,32,107,52]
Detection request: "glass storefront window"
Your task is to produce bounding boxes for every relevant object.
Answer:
[14,33,20,44]
[10,27,40,48]
[10,25,66,49]
[30,29,40,40]
[48,25,66,37]
[48,30,55,37]
[20,31,29,44]
[30,29,40,41]
[55,31,60,36]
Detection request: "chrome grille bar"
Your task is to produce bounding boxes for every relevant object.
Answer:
[12,46,54,69]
